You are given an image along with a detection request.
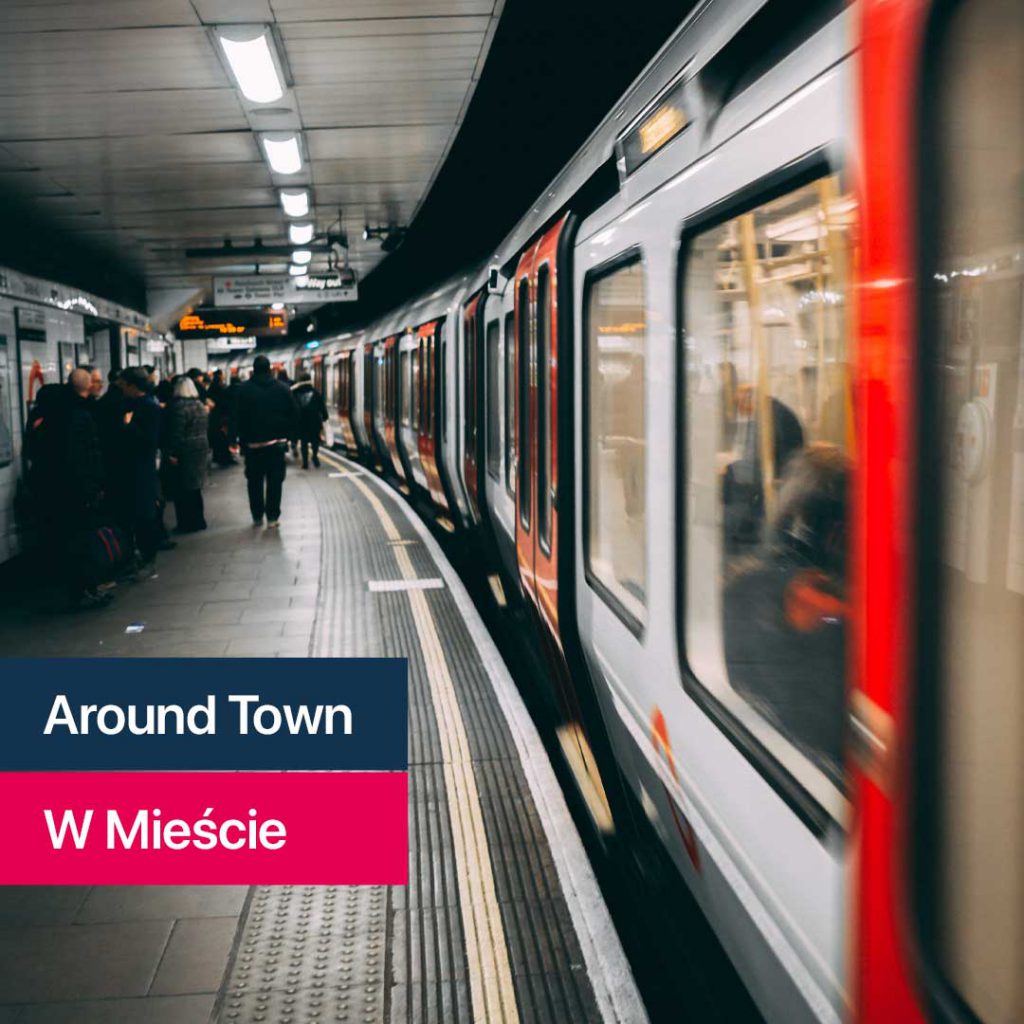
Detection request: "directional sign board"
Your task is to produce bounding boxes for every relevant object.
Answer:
[214,274,358,308]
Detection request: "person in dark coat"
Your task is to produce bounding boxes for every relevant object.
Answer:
[237,354,298,528]
[290,372,328,468]
[119,367,163,575]
[163,376,210,533]
[207,369,236,466]
[93,370,129,521]
[27,371,109,607]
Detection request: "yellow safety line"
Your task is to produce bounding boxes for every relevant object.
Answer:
[324,453,520,1023]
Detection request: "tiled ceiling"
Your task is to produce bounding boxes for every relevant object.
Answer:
[0,0,503,314]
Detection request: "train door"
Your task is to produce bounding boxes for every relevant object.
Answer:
[397,332,424,488]
[417,321,447,509]
[461,293,481,520]
[852,0,1024,1021]
[483,286,519,588]
[515,216,567,637]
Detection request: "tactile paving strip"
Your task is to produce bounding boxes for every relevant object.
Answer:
[216,886,388,1024]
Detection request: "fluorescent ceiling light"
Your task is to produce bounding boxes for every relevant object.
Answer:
[289,222,314,245]
[288,264,307,277]
[279,190,309,218]
[271,302,285,311]
[262,134,302,175]
[292,249,312,266]
[217,28,284,104]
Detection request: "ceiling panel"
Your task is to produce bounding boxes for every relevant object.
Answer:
[0,0,505,310]
[0,1,197,33]
[270,0,495,19]
[296,83,466,128]
[0,90,244,141]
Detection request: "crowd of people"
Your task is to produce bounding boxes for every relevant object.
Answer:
[22,355,327,610]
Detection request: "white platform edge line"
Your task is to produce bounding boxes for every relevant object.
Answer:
[335,455,650,1024]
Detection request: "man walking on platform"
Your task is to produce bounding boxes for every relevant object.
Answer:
[237,354,298,528]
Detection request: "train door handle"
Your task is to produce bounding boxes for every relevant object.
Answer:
[550,486,558,510]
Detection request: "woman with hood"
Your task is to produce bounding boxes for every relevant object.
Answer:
[163,375,210,532]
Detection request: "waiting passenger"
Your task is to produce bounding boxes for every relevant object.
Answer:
[207,369,236,467]
[723,442,848,781]
[237,354,298,528]
[162,376,210,533]
[291,372,328,469]
[722,388,804,551]
[27,372,108,607]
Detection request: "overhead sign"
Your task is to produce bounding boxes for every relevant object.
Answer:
[213,274,358,308]
[207,336,257,352]
[177,309,287,339]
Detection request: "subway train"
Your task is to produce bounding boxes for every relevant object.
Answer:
[217,0,1023,1021]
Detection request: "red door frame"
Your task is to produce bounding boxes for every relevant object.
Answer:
[416,320,448,509]
[514,215,568,640]
[851,0,929,1020]
[462,293,481,517]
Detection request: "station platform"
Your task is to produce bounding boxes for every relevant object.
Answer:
[0,454,648,1024]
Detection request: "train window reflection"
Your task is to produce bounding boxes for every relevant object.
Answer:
[585,257,646,629]
[922,0,1024,1019]
[683,174,854,804]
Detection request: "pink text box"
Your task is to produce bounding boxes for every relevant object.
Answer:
[1,771,408,885]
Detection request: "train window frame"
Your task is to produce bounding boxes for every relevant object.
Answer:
[911,0,1024,1020]
[581,246,647,639]
[675,151,849,839]
[536,262,553,554]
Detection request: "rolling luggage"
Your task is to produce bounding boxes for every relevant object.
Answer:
[74,525,131,586]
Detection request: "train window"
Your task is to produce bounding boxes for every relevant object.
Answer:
[505,313,515,497]
[682,172,854,809]
[537,264,552,550]
[518,278,531,527]
[486,319,501,480]
[917,0,1024,1020]
[584,255,646,630]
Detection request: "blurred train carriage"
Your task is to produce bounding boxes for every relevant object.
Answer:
[216,0,1023,1020]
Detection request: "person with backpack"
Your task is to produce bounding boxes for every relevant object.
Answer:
[291,372,328,468]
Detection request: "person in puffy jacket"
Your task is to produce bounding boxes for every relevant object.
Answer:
[163,376,210,533]
[237,355,298,528]
[290,372,328,468]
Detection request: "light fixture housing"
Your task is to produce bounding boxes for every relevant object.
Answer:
[261,133,302,175]
[292,249,312,266]
[288,264,307,277]
[217,27,284,104]
[279,190,309,218]
[289,222,314,245]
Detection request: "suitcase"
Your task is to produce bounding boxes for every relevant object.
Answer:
[74,525,131,586]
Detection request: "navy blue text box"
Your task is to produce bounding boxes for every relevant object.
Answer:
[0,658,408,771]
